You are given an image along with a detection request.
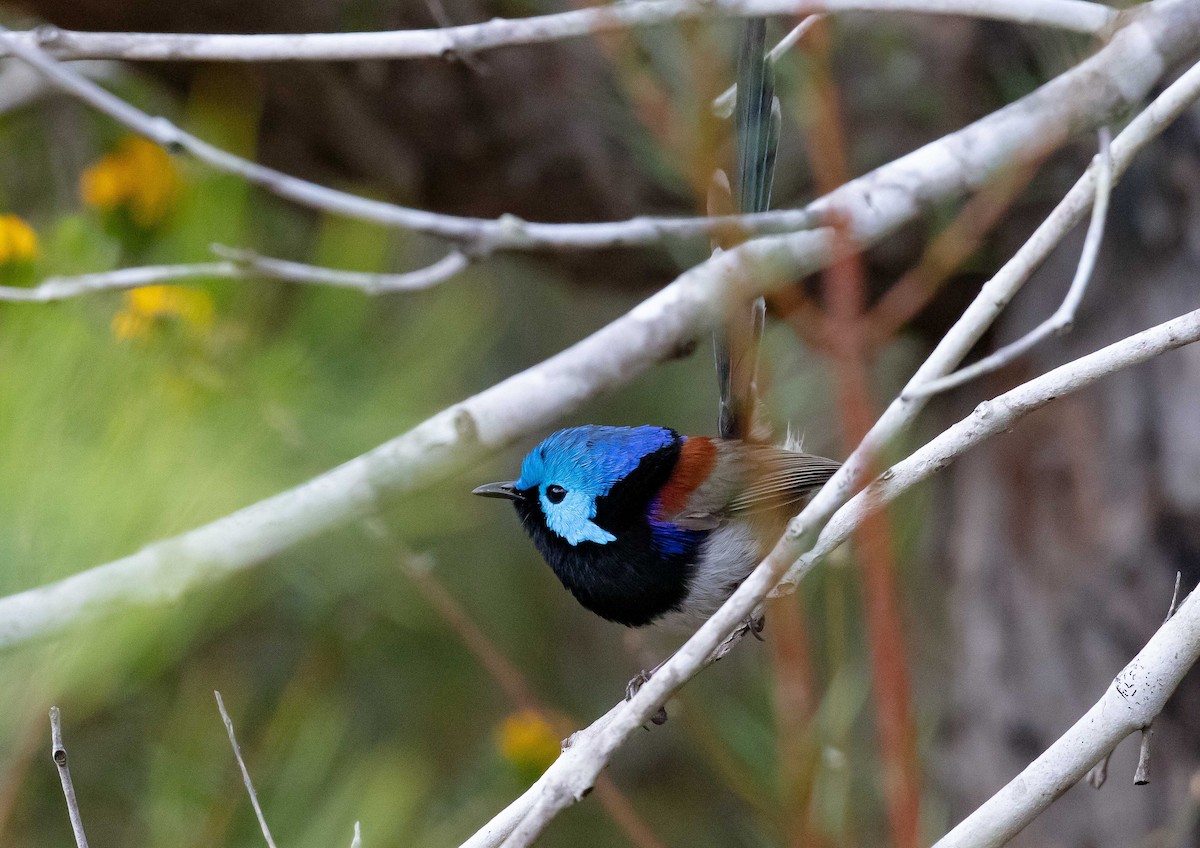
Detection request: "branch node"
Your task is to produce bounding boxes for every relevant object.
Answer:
[1134,725,1155,786]
[1166,572,1183,622]
[1087,752,1111,789]
[34,24,62,47]
[49,706,90,848]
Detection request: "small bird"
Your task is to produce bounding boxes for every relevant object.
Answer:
[473,425,839,629]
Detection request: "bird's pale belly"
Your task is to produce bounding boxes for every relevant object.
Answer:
[661,522,767,629]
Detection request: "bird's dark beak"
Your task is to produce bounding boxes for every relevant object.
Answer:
[472,481,522,501]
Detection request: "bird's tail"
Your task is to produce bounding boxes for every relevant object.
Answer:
[716,19,779,440]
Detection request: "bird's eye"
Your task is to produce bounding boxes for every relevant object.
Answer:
[546,484,567,504]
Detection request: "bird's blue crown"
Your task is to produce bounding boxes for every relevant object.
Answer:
[515,425,676,546]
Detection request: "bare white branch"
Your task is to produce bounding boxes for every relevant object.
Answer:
[780,38,1200,592]
[0,262,241,302]
[0,248,468,302]
[0,23,825,252]
[907,126,1114,398]
[211,245,470,293]
[0,57,118,114]
[781,45,1200,603]
[466,16,1200,841]
[215,691,279,848]
[932,587,1200,848]
[2,0,1117,63]
[49,706,90,848]
[0,0,1131,254]
[350,821,363,848]
[1128,571,1183,786]
[482,304,1200,848]
[0,0,1194,658]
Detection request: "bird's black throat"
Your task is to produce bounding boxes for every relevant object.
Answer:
[513,435,701,627]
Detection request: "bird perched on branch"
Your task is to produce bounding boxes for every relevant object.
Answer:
[474,21,835,633]
[473,425,838,629]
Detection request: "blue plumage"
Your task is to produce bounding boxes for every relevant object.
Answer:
[514,426,675,546]
[474,425,839,628]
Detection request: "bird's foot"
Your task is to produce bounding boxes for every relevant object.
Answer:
[711,614,765,662]
[745,613,766,641]
[625,668,668,725]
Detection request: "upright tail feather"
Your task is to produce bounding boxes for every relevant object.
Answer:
[735,18,778,218]
[717,19,778,440]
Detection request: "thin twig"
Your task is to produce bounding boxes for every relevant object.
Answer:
[1134,725,1155,785]
[907,127,1114,398]
[48,707,89,848]
[0,57,118,114]
[1086,751,1111,788]
[0,0,1118,63]
[0,247,468,302]
[0,262,240,302]
[0,22,824,252]
[1168,571,1183,621]
[211,245,470,293]
[214,691,279,848]
[1130,571,1184,786]
[423,0,487,72]
[863,157,1041,349]
[350,821,363,848]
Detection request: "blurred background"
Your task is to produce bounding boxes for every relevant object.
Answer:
[1,1,1199,846]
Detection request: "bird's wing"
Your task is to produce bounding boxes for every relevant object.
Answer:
[659,440,839,527]
[726,445,840,514]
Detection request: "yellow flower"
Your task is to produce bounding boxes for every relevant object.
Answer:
[496,710,560,776]
[81,136,180,227]
[112,285,214,342]
[0,215,39,264]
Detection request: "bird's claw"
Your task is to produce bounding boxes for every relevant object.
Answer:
[625,668,668,725]
[625,668,650,701]
[745,613,766,641]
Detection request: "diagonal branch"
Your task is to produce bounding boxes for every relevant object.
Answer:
[778,34,1200,594]
[468,32,1200,845]
[488,305,1200,848]
[1,0,1117,63]
[215,691,279,848]
[907,126,1114,398]
[0,0,1196,658]
[931,586,1200,848]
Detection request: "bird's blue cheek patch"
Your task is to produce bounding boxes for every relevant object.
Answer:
[543,491,616,546]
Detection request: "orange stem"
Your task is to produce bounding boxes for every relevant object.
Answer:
[801,20,921,848]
